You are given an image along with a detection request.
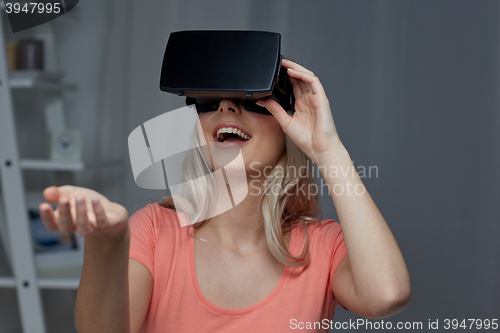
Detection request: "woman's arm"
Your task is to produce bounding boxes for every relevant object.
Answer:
[317,139,411,319]
[76,231,153,332]
[257,58,411,319]
[75,228,132,332]
[129,259,153,332]
[39,186,152,333]
[76,231,153,333]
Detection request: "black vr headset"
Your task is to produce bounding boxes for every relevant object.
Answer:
[159,30,295,116]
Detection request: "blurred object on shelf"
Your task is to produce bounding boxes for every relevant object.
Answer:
[49,129,82,162]
[18,39,44,70]
[5,42,18,70]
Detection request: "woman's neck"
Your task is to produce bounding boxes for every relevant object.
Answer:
[196,179,268,256]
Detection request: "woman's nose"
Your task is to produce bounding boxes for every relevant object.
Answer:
[218,99,241,114]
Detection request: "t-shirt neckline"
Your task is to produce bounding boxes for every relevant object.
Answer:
[188,225,297,316]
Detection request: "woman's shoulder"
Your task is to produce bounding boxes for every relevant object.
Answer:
[291,218,344,254]
[294,218,342,237]
[129,202,185,230]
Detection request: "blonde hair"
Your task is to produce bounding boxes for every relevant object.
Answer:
[157,114,322,267]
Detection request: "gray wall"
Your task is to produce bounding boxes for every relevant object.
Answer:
[0,0,498,331]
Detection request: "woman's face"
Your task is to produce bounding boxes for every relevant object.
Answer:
[198,99,286,178]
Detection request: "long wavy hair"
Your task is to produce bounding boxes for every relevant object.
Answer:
[155,108,322,267]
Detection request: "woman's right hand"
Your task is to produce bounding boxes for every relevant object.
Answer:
[38,185,129,240]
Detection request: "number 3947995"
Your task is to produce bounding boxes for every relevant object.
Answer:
[5,2,61,14]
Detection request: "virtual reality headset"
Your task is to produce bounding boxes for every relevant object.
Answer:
[159,30,295,115]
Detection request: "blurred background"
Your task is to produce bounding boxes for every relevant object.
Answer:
[0,0,498,332]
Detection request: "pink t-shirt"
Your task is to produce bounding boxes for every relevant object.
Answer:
[129,203,348,333]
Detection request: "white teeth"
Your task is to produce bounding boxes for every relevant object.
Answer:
[216,127,250,141]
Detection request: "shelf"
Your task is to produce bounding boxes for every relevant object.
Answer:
[38,265,82,289]
[9,71,77,90]
[0,266,82,290]
[20,158,122,171]
[11,79,77,90]
[35,245,84,271]
[0,277,15,288]
[21,159,84,171]
[0,226,82,290]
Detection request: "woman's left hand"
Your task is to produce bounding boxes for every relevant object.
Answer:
[256,58,341,164]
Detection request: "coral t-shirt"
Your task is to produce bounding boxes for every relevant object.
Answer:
[129,203,348,333]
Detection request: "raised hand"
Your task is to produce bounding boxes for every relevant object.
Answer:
[256,58,341,164]
[38,185,129,239]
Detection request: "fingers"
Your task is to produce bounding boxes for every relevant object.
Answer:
[57,196,75,233]
[282,58,315,76]
[39,203,57,231]
[42,185,77,203]
[40,195,111,236]
[288,76,303,98]
[76,196,94,236]
[92,198,110,229]
[298,77,309,95]
[39,185,122,237]
[256,99,292,133]
[282,59,326,97]
[286,68,326,96]
[42,186,60,203]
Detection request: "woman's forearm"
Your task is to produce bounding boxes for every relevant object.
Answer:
[315,138,411,309]
[75,225,131,333]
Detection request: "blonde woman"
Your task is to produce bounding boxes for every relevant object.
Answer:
[39,58,411,332]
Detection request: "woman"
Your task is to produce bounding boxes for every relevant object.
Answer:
[39,58,411,332]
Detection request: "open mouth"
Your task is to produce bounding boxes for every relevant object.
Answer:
[213,126,252,143]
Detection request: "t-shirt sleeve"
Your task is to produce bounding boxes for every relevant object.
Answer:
[128,204,156,277]
[318,219,349,310]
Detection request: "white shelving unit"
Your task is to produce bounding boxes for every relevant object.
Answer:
[0,6,120,333]
[10,76,77,90]
[20,158,121,172]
